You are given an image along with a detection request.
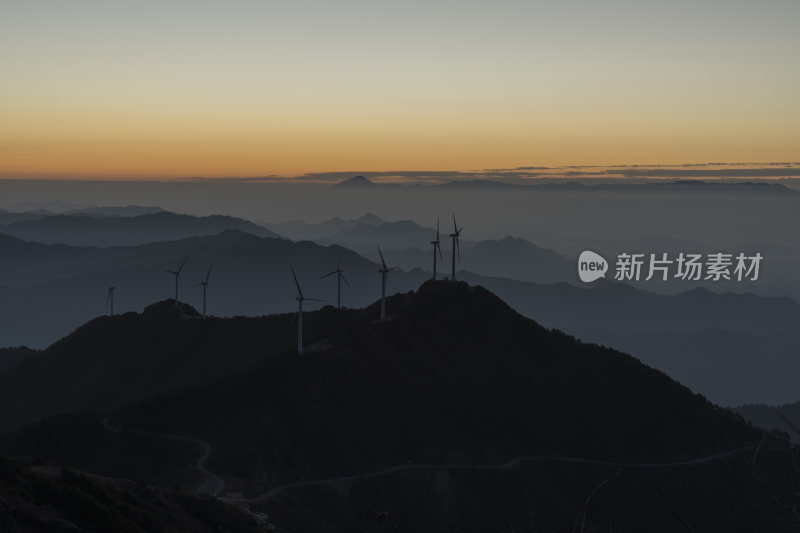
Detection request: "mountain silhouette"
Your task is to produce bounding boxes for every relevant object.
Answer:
[330,219,438,249]
[0,211,281,246]
[0,299,358,431]
[264,212,385,241]
[332,175,376,188]
[4,281,797,531]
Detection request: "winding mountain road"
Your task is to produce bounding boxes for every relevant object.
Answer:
[101,418,225,496]
[165,434,226,496]
[227,446,755,503]
[101,419,755,503]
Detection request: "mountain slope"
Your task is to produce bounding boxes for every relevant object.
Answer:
[584,329,800,406]
[0,300,358,431]
[0,230,417,348]
[3,281,793,532]
[458,236,572,282]
[0,455,262,532]
[27,282,757,487]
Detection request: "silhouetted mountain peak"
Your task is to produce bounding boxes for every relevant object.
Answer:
[142,299,202,319]
[333,175,376,188]
[354,212,384,224]
[398,280,517,319]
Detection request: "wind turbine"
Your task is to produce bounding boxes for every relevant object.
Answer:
[165,257,187,304]
[320,262,350,309]
[195,264,212,318]
[106,286,115,316]
[377,247,400,321]
[430,217,443,280]
[449,214,462,280]
[291,266,326,354]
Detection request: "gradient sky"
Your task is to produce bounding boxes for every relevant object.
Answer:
[1,0,798,179]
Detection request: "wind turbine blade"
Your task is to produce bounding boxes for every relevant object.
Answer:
[320,270,338,279]
[291,266,304,298]
[288,310,297,329]
[341,273,351,287]
[378,246,388,270]
[305,298,328,302]
[453,214,458,233]
[436,216,440,240]
[106,289,112,307]
[205,264,213,283]
[437,242,443,261]
[177,257,188,275]
[457,238,461,263]
[165,270,177,275]
[389,266,401,271]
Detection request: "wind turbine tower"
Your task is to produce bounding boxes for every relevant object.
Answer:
[291,266,325,354]
[449,215,462,280]
[377,247,400,321]
[196,264,212,318]
[106,286,115,316]
[320,262,350,309]
[430,217,443,280]
[165,257,187,304]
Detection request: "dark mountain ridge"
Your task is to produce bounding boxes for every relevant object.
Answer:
[0,211,281,246]
[0,299,358,431]
[11,282,758,481]
[3,281,795,532]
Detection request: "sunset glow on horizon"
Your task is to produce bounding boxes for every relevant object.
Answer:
[2,0,798,180]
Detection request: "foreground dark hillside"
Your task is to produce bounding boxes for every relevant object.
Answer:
[4,281,795,532]
[7,283,756,478]
[0,300,358,431]
[0,456,263,532]
[110,282,756,487]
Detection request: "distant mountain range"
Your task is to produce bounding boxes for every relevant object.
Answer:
[736,402,800,443]
[3,281,795,532]
[585,329,800,406]
[2,227,800,407]
[328,175,799,193]
[264,212,385,241]
[0,211,281,246]
[0,229,422,348]
[267,214,575,282]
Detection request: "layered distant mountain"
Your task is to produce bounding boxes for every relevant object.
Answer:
[267,214,575,282]
[2,228,800,408]
[264,212,385,241]
[0,211,281,246]
[0,229,427,348]
[64,205,166,217]
[330,219,440,250]
[585,329,800,406]
[736,402,800,442]
[2,281,796,532]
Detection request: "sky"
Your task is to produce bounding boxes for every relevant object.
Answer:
[1,0,799,179]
